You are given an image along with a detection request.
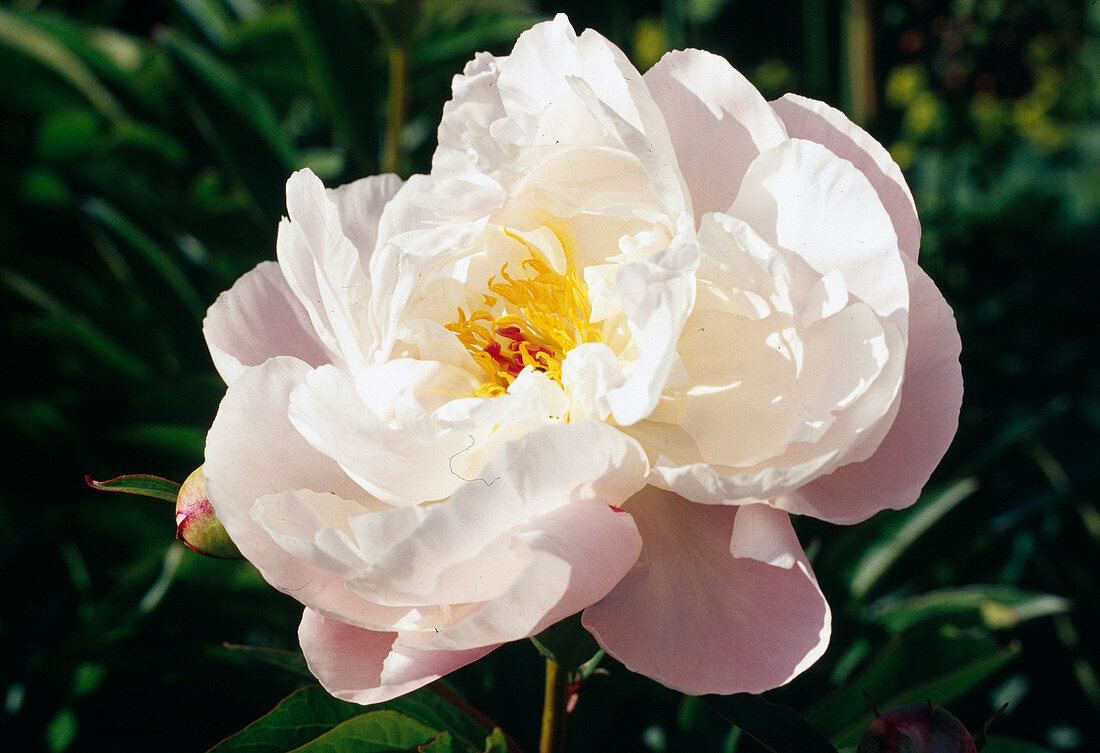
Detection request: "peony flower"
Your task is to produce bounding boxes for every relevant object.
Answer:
[202,14,962,702]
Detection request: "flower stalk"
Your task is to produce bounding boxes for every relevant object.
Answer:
[539,658,569,753]
[382,39,409,174]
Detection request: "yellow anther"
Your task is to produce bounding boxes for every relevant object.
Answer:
[445,230,601,396]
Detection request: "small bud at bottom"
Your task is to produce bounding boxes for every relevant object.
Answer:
[857,702,977,753]
[175,467,241,559]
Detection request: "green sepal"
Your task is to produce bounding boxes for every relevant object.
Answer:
[85,473,180,502]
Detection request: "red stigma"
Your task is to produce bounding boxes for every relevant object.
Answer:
[483,327,555,377]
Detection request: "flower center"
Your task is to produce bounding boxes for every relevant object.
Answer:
[446,236,600,397]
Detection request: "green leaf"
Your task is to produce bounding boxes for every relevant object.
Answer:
[112,423,208,457]
[831,477,980,601]
[173,0,236,50]
[46,708,78,753]
[36,108,103,161]
[290,0,382,174]
[805,631,1020,746]
[24,11,155,87]
[20,167,71,206]
[529,611,601,671]
[411,13,543,68]
[221,642,312,677]
[108,119,188,166]
[481,728,509,753]
[159,30,295,165]
[208,686,367,753]
[0,6,126,121]
[85,473,181,503]
[866,585,1071,633]
[0,268,154,380]
[386,684,503,753]
[81,198,206,320]
[290,710,440,752]
[418,731,457,753]
[158,28,298,216]
[703,694,838,753]
[210,685,506,753]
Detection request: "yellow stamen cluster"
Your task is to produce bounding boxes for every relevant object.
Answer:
[446,251,601,397]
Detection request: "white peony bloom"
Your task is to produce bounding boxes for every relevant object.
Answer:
[203,14,962,700]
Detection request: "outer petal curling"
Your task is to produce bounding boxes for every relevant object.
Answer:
[730,138,908,325]
[646,49,788,223]
[287,363,478,506]
[583,491,830,695]
[204,357,410,629]
[771,93,920,261]
[299,609,498,705]
[775,256,963,523]
[343,421,647,612]
[203,261,330,384]
[426,497,643,651]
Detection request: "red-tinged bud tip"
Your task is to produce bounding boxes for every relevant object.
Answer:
[175,467,241,559]
[857,703,977,753]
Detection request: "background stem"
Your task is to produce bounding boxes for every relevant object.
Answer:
[382,40,409,174]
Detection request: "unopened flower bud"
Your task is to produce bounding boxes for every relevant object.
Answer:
[857,702,977,753]
[175,467,240,559]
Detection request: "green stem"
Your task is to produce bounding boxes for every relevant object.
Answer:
[841,0,877,125]
[539,658,569,753]
[382,39,409,175]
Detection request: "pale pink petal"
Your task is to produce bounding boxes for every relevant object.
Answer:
[299,609,497,705]
[771,93,920,261]
[435,52,509,177]
[730,139,908,323]
[278,169,375,371]
[645,49,788,223]
[286,364,479,506]
[498,14,675,151]
[776,257,963,523]
[583,491,830,695]
[203,262,330,384]
[326,173,404,258]
[203,356,409,628]
[605,231,698,426]
[426,499,643,651]
[345,421,647,610]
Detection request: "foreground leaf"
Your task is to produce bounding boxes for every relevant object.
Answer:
[290,710,439,752]
[210,685,513,753]
[208,686,365,753]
